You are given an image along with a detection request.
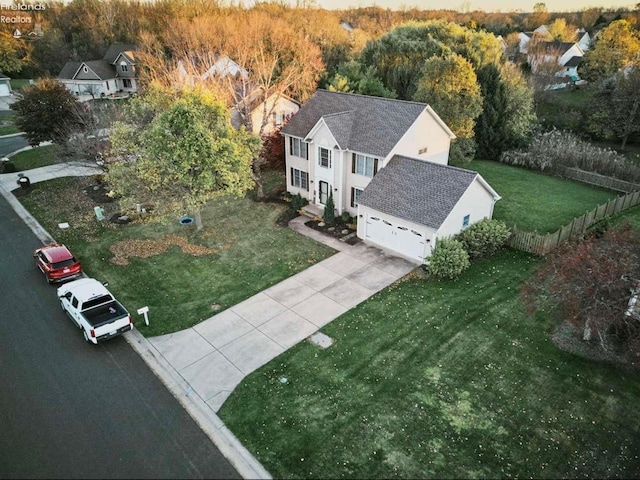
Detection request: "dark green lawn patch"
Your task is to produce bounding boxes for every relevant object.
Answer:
[9,79,31,91]
[468,160,617,233]
[0,111,19,135]
[19,177,334,336]
[10,145,63,170]
[535,86,594,132]
[609,204,640,230]
[219,250,640,479]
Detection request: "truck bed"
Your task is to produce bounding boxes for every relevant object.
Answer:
[83,301,128,327]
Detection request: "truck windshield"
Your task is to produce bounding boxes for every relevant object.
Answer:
[83,295,114,310]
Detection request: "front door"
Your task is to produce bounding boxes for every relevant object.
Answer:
[319,181,330,205]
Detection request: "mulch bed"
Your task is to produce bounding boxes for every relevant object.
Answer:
[306,218,361,245]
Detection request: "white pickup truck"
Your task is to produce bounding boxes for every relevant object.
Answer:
[57,278,133,344]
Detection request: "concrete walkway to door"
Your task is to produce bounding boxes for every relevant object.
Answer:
[148,216,419,412]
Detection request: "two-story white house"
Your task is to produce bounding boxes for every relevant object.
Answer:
[282,90,500,262]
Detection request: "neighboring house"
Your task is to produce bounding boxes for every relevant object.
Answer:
[230,87,300,135]
[577,28,591,51]
[177,56,249,84]
[519,25,550,53]
[282,90,500,262]
[58,44,137,98]
[528,41,585,80]
[0,74,11,96]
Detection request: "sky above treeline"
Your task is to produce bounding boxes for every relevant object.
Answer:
[317,0,633,12]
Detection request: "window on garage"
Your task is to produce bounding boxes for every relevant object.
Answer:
[290,168,309,190]
[352,153,378,178]
[351,187,363,208]
[463,214,470,228]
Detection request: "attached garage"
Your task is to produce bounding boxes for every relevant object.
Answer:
[364,213,431,262]
[357,155,501,263]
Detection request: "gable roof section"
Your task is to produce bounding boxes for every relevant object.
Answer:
[282,90,429,159]
[538,41,578,56]
[58,61,82,79]
[83,60,116,80]
[358,155,498,230]
[103,43,136,63]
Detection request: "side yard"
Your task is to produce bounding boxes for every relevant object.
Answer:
[18,174,334,336]
[469,160,616,233]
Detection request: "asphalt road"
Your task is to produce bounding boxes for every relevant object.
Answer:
[0,134,28,157]
[0,194,240,479]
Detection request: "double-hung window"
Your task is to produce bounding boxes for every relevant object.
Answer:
[318,147,331,168]
[289,137,308,159]
[290,168,308,191]
[352,153,378,178]
[351,187,363,208]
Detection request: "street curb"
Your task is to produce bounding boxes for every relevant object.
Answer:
[0,132,26,139]
[0,167,272,480]
[123,329,272,480]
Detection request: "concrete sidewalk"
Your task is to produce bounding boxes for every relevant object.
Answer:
[149,218,418,412]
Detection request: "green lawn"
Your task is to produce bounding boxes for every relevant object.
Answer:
[10,79,31,91]
[535,85,594,132]
[468,160,617,233]
[219,249,640,479]
[10,145,64,171]
[19,177,334,336]
[0,111,19,136]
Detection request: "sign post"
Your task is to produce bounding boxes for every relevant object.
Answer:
[137,306,149,326]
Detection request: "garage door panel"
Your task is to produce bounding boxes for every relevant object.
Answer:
[365,213,426,261]
[0,84,10,96]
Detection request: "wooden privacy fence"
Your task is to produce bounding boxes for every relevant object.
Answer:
[561,167,640,193]
[508,190,640,256]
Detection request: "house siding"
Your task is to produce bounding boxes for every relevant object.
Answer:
[385,110,452,167]
[437,179,497,238]
[250,95,299,135]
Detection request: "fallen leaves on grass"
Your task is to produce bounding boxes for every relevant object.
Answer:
[109,235,216,265]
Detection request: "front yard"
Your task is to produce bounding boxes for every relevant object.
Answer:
[10,145,62,171]
[219,249,640,478]
[18,175,333,336]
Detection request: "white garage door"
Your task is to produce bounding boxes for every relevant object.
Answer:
[365,214,427,261]
[0,83,10,96]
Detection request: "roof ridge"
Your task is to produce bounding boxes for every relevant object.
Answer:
[317,89,429,108]
[321,110,356,118]
[391,155,478,176]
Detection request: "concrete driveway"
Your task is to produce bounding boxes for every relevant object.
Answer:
[149,227,418,412]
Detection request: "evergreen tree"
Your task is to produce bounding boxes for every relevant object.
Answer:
[475,64,509,160]
[324,192,336,224]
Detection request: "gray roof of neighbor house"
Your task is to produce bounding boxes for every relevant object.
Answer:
[103,43,136,63]
[281,90,432,159]
[83,60,117,80]
[58,61,82,79]
[538,41,577,55]
[564,55,583,67]
[58,60,116,80]
[358,155,498,230]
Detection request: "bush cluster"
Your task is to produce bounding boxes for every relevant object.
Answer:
[0,159,16,173]
[458,218,511,260]
[500,129,640,183]
[428,219,511,279]
[291,193,308,212]
[428,239,470,280]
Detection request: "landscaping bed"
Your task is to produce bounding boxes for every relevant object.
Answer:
[305,218,360,245]
[18,176,334,336]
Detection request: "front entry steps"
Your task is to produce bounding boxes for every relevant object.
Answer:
[301,203,324,219]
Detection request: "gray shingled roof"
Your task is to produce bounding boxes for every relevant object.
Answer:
[103,44,137,63]
[84,60,117,80]
[564,55,583,67]
[358,155,493,229]
[281,90,429,159]
[58,61,82,79]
